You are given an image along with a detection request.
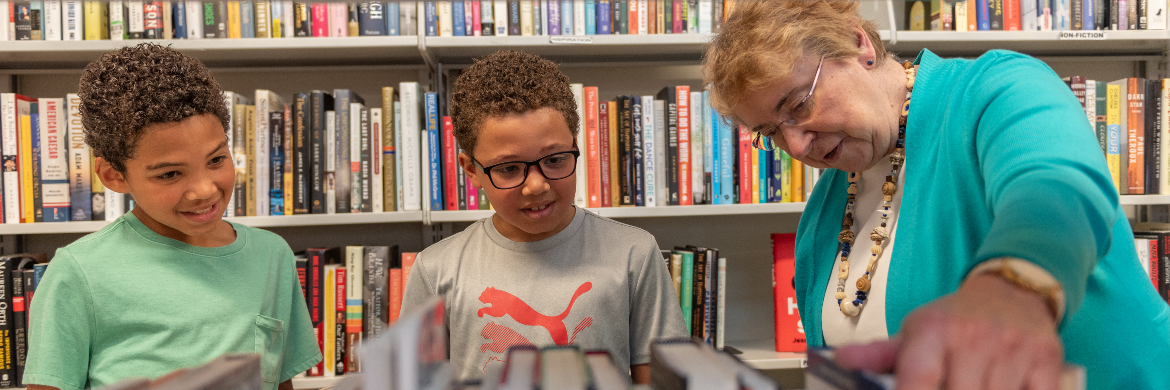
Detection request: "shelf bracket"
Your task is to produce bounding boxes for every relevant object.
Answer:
[418,32,439,72]
[886,0,898,46]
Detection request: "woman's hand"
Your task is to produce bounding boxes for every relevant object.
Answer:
[834,272,1065,390]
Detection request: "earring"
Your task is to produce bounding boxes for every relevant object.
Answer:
[867,59,874,66]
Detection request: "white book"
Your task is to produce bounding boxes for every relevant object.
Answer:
[185,0,202,38]
[690,91,704,204]
[1021,0,1038,31]
[326,110,337,214]
[38,98,71,221]
[223,91,250,218]
[128,0,145,34]
[394,101,403,211]
[1084,79,1096,133]
[438,0,453,36]
[45,0,62,40]
[1150,0,1167,29]
[420,119,430,213]
[254,90,284,216]
[573,0,584,35]
[398,82,422,211]
[371,108,384,212]
[1,94,25,224]
[106,191,124,222]
[716,257,726,349]
[654,100,667,207]
[519,0,531,35]
[329,2,347,37]
[571,83,587,208]
[344,246,364,325]
[493,0,507,35]
[0,0,10,41]
[399,0,418,36]
[66,94,92,221]
[637,0,647,34]
[1054,0,1069,30]
[642,94,656,207]
[350,102,362,212]
[109,0,126,39]
[281,0,293,36]
[63,0,82,39]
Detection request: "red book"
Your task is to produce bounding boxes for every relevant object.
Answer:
[143,1,163,37]
[402,252,417,292]
[1149,238,1160,291]
[471,0,482,36]
[304,247,326,376]
[676,86,692,205]
[389,267,403,325]
[671,0,683,32]
[599,101,612,207]
[738,125,752,204]
[1003,0,1021,30]
[771,233,805,352]
[443,116,458,210]
[467,177,479,210]
[335,267,347,374]
[311,3,330,36]
[585,87,601,208]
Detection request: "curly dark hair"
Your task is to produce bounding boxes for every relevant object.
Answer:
[451,50,580,157]
[79,42,230,173]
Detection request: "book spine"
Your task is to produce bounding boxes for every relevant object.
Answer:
[239,0,254,38]
[371,108,384,212]
[0,260,13,387]
[173,1,187,38]
[10,269,24,387]
[65,95,91,221]
[598,101,612,207]
[572,84,587,208]
[585,87,601,207]
[632,96,644,206]
[1162,79,1170,193]
[1128,78,1145,194]
[617,97,631,205]
[690,91,703,204]
[643,94,656,207]
[269,111,284,214]
[690,250,706,339]
[386,0,399,34]
[311,2,327,35]
[679,251,693,333]
[254,0,268,37]
[356,106,370,212]
[716,256,726,349]
[1107,84,1122,191]
[442,116,457,210]
[597,0,609,34]
[665,90,679,205]
[546,0,559,34]
[573,0,583,34]
[470,0,479,35]
[424,92,442,211]
[399,82,421,211]
[607,101,620,207]
[364,246,390,337]
[1004,0,1020,29]
[478,0,492,35]
[344,248,362,373]
[62,0,82,39]
[585,0,595,34]
[283,104,294,215]
[22,107,36,223]
[38,98,69,222]
[677,86,691,205]
[293,94,309,214]
[1095,81,1108,155]
[381,87,397,211]
[654,99,667,206]
[1150,0,1167,29]
[1146,79,1160,194]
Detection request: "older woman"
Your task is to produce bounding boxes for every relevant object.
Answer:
[704,1,1169,389]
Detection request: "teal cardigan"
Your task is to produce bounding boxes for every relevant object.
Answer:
[795,49,1170,388]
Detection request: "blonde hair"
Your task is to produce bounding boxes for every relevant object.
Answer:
[703,0,886,123]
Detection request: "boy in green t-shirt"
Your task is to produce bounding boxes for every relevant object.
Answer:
[24,43,320,390]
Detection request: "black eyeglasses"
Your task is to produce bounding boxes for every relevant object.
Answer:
[471,150,581,190]
[753,55,825,152]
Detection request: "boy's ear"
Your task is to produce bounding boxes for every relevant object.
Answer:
[459,152,483,189]
[95,157,130,194]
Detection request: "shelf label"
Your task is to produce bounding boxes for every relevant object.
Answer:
[549,36,593,44]
[801,359,808,368]
[1058,31,1107,40]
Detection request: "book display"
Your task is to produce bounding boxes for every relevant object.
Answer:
[3,1,1169,389]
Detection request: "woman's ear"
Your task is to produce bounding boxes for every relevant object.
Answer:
[854,25,878,68]
[95,157,130,194]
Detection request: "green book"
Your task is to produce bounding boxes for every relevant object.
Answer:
[1095,80,1108,156]
[674,250,694,333]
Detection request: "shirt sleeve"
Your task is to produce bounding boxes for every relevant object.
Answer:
[279,249,323,383]
[628,239,688,365]
[23,248,94,390]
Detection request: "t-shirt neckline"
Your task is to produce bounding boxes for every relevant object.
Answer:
[122,212,247,257]
[484,207,587,253]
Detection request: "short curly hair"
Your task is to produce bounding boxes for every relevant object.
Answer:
[451,50,580,157]
[79,42,230,173]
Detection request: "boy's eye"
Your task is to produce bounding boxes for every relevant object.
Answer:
[210,155,228,165]
[157,171,179,180]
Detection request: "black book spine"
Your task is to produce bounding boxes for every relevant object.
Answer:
[270,111,285,215]
[10,270,24,387]
[1145,79,1161,194]
[293,94,310,214]
[360,107,372,212]
[217,1,228,36]
[456,145,467,210]
[1072,0,1083,29]
[1160,233,1170,301]
[618,96,633,205]
[989,0,1003,30]
[1095,0,1107,29]
[689,248,706,340]
[508,0,519,35]
[294,2,310,36]
[658,87,680,205]
[14,1,32,40]
[707,248,719,345]
[334,91,352,214]
[30,106,42,222]
[0,259,15,388]
[631,96,644,207]
[1111,0,1120,29]
[1137,0,1147,29]
[363,246,389,339]
[310,91,331,214]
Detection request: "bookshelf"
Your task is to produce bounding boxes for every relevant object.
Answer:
[4,1,1168,389]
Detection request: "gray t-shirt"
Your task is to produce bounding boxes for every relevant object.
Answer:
[401,207,687,380]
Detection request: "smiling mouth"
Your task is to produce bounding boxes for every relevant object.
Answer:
[526,203,550,212]
[824,144,840,161]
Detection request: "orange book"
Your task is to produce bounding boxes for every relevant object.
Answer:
[791,159,804,203]
[723,0,736,20]
[607,101,620,208]
[584,87,601,208]
[1003,0,1020,30]
[389,267,402,325]
[1127,77,1146,194]
[967,0,978,31]
[628,0,638,34]
[401,252,417,293]
[677,86,692,205]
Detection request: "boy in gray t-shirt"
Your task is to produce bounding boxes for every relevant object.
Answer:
[400,50,687,383]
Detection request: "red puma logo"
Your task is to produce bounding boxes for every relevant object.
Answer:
[477,282,593,345]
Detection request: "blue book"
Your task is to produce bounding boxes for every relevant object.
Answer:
[1082,0,1093,30]
[758,149,767,203]
[977,0,990,30]
[425,92,443,211]
[425,1,437,36]
[585,0,595,34]
[597,0,610,34]
[710,110,721,204]
[29,107,45,222]
[31,0,44,39]
[770,149,784,203]
[173,2,187,38]
[240,1,255,38]
[386,0,400,35]
[360,1,388,35]
[32,263,47,290]
[532,0,540,35]
[452,0,465,36]
[547,0,559,35]
[270,111,285,215]
[718,114,734,204]
[561,0,572,35]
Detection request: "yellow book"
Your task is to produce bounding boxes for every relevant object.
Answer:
[283,108,293,216]
[245,105,257,216]
[90,153,104,219]
[381,86,397,212]
[791,159,804,203]
[270,2,282,37]
[323,265,337,376]
[84,1,110,39]
[750,150,760,204]
[20,114,33,223]
[1106,84,1122,191]
[256,0,271,37]
[955,0,967,31]
[227,1,242,38]
[780,151,791,203]
[607,101,620,207]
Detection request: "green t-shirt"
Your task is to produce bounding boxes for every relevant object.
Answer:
[24,212,321,390]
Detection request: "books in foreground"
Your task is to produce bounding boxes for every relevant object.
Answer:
[94,353,261,390]
[650,338,778,390]
[804,348,1086,390]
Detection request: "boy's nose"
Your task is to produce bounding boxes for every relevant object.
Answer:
[185,176,218,201]
[520,166,550,196]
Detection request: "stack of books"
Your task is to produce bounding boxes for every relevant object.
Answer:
[650,338,778,390]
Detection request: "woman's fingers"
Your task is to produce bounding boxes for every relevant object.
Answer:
[835,339,899,373]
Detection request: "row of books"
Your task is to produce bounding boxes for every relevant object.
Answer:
[0,0,738,41]
[1064,77,1170,195]
[905,0,1170,31]
[0,253,50,389]
[293,245,415,378]
[663,245,725,351]
[1131,224,1170,304]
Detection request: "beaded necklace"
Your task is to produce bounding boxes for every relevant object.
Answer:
[836,61,916,317]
